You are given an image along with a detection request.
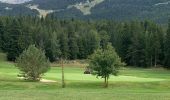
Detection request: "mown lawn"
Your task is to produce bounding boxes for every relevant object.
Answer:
[0,61,170,100]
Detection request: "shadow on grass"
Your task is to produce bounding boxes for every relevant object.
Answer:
[67,81,104,89]
[1,77,170,92]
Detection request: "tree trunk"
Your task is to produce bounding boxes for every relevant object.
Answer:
[154,51,157,67]
[61,58,65,88]
[104,76,108,88]
[106,77,109,88]
[104,76,107,88]
[150,56,153,67]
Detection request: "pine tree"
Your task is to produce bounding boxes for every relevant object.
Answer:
[85,30,100,56]
[0,20,4,51]
[128,22,145,66]
[119,23,132,65]
[68,32,79,59]
[16,45,50,81]
[5,19,23,61]
[45,31,61,62]
[68,23,79,59]
[144,22,162,67]
[99,30,110,49]
[59,32,69,59]
[164,20,170,68]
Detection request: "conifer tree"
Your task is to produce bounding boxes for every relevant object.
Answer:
[164,21,170,68]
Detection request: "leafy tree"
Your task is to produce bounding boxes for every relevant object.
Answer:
[16,45,50,81]
[88,43,123,88]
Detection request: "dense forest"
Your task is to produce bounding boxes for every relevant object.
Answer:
[0,16,169,68]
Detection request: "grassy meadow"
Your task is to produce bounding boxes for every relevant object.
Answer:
[0,56,170,100]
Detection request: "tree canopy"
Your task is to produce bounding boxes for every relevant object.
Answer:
[88,43,123,87]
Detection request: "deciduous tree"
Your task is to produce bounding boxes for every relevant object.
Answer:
[88,43,123,88]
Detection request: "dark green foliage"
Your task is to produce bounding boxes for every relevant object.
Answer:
[0,17,101,62]
[143,21,164,67]
[164,20,170,68]
[119,23,132,63]
[67,24,79,59]
[78,29,100,59]
[1,18,33,61]
[16,45,50,81]
[127,22,145,66]
[59,32,69,59]
[99,30,110,49]
[0,20,4,51]
[5,19,26,61]
[0,16,168,68]
[44,31,61,62]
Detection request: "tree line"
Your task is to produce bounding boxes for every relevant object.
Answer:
[0,16,169,68]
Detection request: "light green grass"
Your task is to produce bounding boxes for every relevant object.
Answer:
[45,67,166,82]
[1,61,170,100]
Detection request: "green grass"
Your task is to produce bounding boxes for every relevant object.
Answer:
[0,53,6,61]
[1,61,170,100]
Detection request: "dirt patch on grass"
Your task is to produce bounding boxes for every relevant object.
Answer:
[40,79,56,83]
[18,77,56,83]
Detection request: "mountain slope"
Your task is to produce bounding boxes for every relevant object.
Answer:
[0,0,170,23]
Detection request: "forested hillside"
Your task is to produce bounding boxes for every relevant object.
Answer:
[1,0,170,23]
[0,16,169,68]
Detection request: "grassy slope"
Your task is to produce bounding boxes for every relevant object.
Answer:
[0,61,170,100]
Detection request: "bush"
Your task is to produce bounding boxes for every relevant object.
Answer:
[16,45,50,81]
